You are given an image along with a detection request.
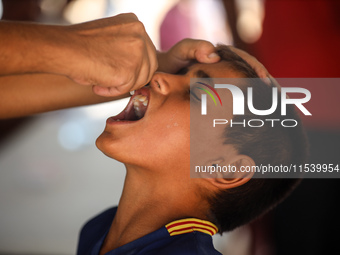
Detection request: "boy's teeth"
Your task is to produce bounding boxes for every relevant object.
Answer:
[137,95,147,102]
[133,95,148,118]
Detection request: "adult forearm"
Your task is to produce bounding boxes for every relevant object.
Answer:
[0,21,70,76]
[0,74,128,119]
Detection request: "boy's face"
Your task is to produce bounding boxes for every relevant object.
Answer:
[96,61,241,173]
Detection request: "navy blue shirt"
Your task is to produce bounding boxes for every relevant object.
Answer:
[77,207,222,255]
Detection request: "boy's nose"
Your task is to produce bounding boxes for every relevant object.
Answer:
[149,73,170,95]
[150,72,187,96]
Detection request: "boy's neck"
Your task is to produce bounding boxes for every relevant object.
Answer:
[99,166,208,254]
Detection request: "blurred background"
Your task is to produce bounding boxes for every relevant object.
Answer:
[0,0,339,254]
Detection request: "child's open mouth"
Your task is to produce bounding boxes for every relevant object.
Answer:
[108,87,150,123]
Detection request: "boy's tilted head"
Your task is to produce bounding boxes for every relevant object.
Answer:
[95,44,308,235]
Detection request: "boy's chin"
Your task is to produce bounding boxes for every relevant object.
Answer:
[95,134,116,159]
[95,134,134,164]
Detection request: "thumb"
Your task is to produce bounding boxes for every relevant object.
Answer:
[193,40,220,63]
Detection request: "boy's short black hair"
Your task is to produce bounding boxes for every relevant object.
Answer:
[207,45,308,233]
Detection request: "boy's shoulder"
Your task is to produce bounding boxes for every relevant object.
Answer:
[77,206,222,255]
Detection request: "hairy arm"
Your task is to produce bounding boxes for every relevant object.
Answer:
[0,13,158,95]
[0,13,155,118]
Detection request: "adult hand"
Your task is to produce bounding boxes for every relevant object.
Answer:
[157,39,275,86]
[64,13,158,96]
[228,46,273,85]
[157,38,220,74]
[0,13,157,97]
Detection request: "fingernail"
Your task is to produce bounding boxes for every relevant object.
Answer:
[130,90,135,96]
[208,53,219,59]
[262,77,271,85]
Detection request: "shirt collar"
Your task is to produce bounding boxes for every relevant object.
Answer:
[165,218,218,236]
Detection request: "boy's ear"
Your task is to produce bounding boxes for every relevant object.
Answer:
[207,155,255,190]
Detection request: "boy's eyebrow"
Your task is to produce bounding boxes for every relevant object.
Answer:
[177,67,212,78]
[194,70,211,78]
